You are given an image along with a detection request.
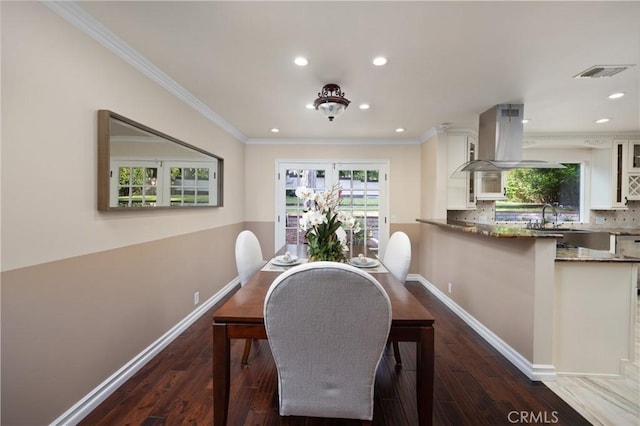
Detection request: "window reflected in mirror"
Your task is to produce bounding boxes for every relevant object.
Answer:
[98,110,223,210]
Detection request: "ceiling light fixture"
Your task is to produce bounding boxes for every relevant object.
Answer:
[313,84,351,121]
[395,128,405,133]
[294,57,308,66]
[595,118,610,124]
[373,56,388,66]
[522,119,530,124]
[608,92,625,99]
[359,103,370,110]
[271,128,280,133]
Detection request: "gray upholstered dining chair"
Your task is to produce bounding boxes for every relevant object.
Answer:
[382,231,411,365]
[234,230,266,366]
[264,262,392,424]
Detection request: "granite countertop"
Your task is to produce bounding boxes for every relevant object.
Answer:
[588,228,640,236]
[555,247,639,263]
[415,218,562,239]
[416,218,640,237]
[417,218,639,263]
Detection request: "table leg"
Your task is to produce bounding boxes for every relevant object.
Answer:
[416,326,434,426]
[213,323,230,426]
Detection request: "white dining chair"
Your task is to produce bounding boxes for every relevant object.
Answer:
[382,231,411,365]
[234,230,266,366]
[264,262,391,424]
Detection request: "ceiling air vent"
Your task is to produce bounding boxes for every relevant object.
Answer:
[574,65,632,79]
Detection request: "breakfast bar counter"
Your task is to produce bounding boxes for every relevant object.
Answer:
[417,219,637,262]
[417,218,638,378]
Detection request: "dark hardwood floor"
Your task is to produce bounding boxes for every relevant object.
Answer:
[79,282,590,425]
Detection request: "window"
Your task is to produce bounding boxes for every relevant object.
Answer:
[495,163,582,223]
[110,159,218,207]
[168,166,211,206]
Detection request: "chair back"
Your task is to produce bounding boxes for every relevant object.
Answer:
[382,231,411,283]
[235,230,264,286]
[264,262,391,420]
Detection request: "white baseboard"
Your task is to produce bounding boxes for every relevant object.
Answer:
[50,279,240,426]
[53,273,559,425]
[414,276,556,382]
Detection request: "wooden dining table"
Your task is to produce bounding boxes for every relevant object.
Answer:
[212,244,435,425]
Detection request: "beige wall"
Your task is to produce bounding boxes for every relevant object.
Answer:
[244,143,424,272]
[1,3,245,424]
[421,224,557,365]
[1,225,242,425]
[1,2,245,271]
[245,143,422,224]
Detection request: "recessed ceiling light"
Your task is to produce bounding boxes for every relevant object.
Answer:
[271,128,280,133]
[608,92,625,99]
[395,128,405,133]
[359,103,370,110]
[522,119,530,124]
[294,57,308,66]
[305,103,315,110]
[373,56,387,66]
[595,118,610,124]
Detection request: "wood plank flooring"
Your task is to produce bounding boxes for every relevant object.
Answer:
[79,282,590,425]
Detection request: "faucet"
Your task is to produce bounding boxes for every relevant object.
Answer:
[541,203,558,228]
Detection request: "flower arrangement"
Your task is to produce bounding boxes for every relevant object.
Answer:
[295,184,361,262]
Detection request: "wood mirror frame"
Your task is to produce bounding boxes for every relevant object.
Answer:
[97,110,224,211]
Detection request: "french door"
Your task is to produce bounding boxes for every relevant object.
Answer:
[275,161,389,253]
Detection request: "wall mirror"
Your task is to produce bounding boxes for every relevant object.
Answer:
[98,110,223,211]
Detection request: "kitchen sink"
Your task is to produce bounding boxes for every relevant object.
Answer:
[532,227,611,250]
[533,227,590,233]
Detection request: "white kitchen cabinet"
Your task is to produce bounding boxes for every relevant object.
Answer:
[591,140,630,209]
[627,140,640,200]
[447,133,477,210]
[628,139,640,172]
[476,171,507,200]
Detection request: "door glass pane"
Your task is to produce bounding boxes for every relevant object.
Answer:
[285,169,327,245]
[338,168,380,251]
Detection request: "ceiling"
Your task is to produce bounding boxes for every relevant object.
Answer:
[73,1,640,143]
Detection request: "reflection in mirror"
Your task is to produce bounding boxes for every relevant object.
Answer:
[98,110,223,210]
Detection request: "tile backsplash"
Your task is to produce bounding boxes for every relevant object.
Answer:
[448,201,496,224]
[448,200,639,229]
[590,201,639,229]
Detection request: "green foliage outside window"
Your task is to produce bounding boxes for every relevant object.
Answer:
[505,165,580,205]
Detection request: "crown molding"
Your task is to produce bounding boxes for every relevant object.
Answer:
[523,132,640,149]
[43,1,248,143]
[246,138,421,145]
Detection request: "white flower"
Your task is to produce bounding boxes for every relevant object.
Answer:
[301,210,326,231]
[352,221,361,234]
[295,186,314,202]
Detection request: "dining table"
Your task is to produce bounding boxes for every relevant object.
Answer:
[212,244,435,425]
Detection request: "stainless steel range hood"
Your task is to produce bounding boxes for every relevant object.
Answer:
[458,104,564,172]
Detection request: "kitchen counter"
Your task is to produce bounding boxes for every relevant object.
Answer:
[555,246,638,262]
[418,219,638,378]
[417,218,562,238]
[417,218,637,262]
[590,228,640,236]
